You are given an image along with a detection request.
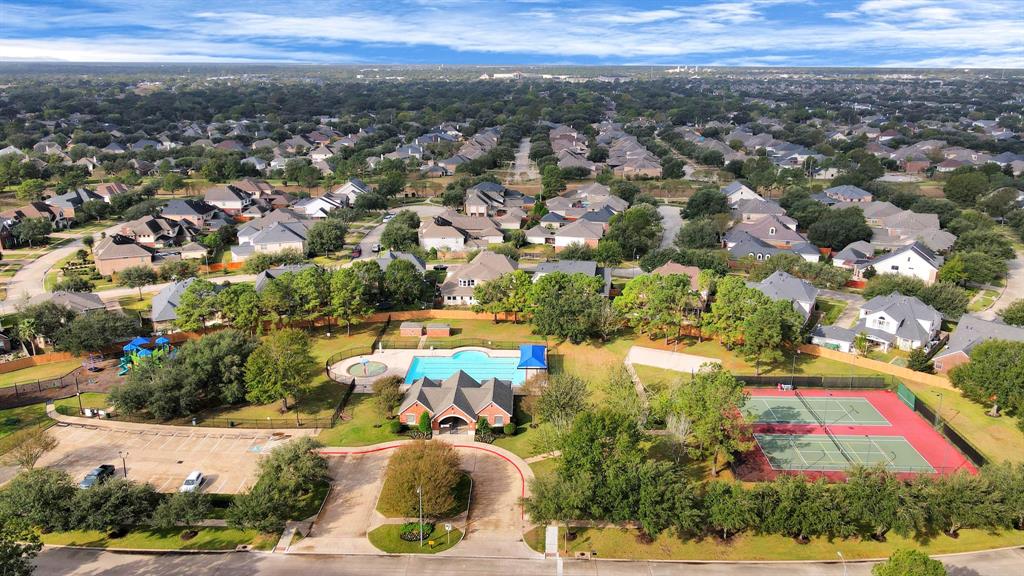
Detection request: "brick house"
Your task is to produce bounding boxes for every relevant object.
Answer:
[93,234,155,276]
[397,371,513,435]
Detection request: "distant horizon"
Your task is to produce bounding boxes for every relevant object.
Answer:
[2,1,1022,69]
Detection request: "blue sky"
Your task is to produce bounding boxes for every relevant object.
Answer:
[1,0,1022,67]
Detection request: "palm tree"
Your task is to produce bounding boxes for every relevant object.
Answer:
[16,318,38,356]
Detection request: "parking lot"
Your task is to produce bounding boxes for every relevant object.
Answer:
[37,422,312,493]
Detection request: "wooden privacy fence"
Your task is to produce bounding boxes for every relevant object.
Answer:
[798,344,954,391]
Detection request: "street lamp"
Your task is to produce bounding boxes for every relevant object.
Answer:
[118,450,128,479]
[837,551,847,576]
[933,391,944,429]
[416,485,423,548]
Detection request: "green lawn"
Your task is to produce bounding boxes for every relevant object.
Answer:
[967,289,1000,313]
[53,392,110,414]
[492,397,538,458]
[40,527,275,551]
[0,360,83,388]
[196,377,346,426]
[367,524,463,554]
[529,457,559,478]
[529,526,1024,561]
[310,322,380,366]
[903,380,1024,464]
[815,298,848,326]
[317,394,402,446]
[0,403,50,442]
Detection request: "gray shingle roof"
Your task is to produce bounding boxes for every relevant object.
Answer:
[935,315,1024,360]
[399,370,513,418]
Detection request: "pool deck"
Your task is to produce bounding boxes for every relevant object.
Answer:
[329,346,521,392]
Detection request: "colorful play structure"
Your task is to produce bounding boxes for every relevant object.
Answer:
[118,336,173,375]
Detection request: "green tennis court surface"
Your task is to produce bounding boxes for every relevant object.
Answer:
[754,433,935,473]
[745,395,890,426]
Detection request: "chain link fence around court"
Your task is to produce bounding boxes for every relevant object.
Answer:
[895,382,988,468]
[735,374,893,389]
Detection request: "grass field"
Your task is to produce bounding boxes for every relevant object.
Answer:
[53,392,110,414]
[967,289,1000,313]
[0,402,50,441]
[367,524,463,554]
[197,377,345,425]
[0,359,82,388]
[40,527,275,551]
[317,393,401,446]
[527,526,1024,561]
[815,298,848,326]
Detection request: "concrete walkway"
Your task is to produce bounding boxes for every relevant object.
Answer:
[625,346,720,374]
[818,288,865,329]
[47,405,320,437]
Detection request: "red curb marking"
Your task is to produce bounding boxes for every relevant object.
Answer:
[319,444,528,520]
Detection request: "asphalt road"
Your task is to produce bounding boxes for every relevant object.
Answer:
[979,248,1024,320]
[510,138,539,183]
[32,546,1024,576]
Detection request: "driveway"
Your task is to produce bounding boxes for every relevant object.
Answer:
[979,248,1024,320]
[291,451,391,554]
[817,288,865,328]
[357,204,446,259]
[658,205,683,249]
[33,419,314,493]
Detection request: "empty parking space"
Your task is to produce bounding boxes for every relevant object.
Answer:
[36,423,308,493]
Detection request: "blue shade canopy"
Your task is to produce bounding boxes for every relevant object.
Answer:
[122,343,139,351]
[137,348,153,357]
[517,344,547,369]
[154,337,170,345]
[127,336,150,347]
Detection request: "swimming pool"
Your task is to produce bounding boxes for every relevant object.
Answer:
[404,350,525,385]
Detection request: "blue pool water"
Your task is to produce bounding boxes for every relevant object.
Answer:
[404,350,525,385]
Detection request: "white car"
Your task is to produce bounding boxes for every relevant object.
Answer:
[178,470,204,493]
[382,213,395,223]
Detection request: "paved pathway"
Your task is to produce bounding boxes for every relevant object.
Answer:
[818,288,865,328]
[509,137,539,183]
[625,346,720,374]
[32,545,1024,575]
[658,204,683,249]
[979,248,1024,320]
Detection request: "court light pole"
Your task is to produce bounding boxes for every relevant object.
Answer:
[933,391,944,429]
[417,485,423,548]
[837,551,846,576]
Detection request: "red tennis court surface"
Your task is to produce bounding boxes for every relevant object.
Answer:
[734,388,976,482]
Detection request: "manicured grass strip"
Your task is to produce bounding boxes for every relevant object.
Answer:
[367,524,463,554]
[0,359,83,389]
[289,481,332,521]
[40,527,275,551]
[531,526,1024,561]
[53,392,109,414]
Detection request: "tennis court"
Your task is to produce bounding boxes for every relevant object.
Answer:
[745,394,890,426]
[754,433,935,473]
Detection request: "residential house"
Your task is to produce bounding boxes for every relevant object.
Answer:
[812,185,873,206]
[204,185,252,215]
[161,199,223,229]
[45,188,103,218]
[524,219,606,250]
[93,234,155,276]
[868,242,943,284]
[93,182,130,203]
[420,211,504,252]
[397,371,513,435]
[440,251,517,306]
[376,250,426,274]
[230,178,276,198]
[151,278,198,327]
[328,178,372,206]
[293,195,345,219]
[810,324,859,353]
[29,291,105,314]
[851,293,942,352]
[731,198,789,224]
[464,182,534,220]
[832,240,876,277]
[651,262,708,301]
[119,215,195,247]
[178,242,208,261]
[725,214,805,248]
[726,230,819,262]
[254,263,317,292]
[932,315,1024,373]
[748,270,819,324]
[232,211,311,261]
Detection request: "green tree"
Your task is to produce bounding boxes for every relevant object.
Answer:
[610,180,641,204]
[216,283,263,334]
[151,490,211,536]
[75,478,161,534]
[949,339,1024,423]
[938,254,968,285]
[244,329,317,411]
[844,466,925,541]
[999,299,1024,326]
[14,178,46,201]
[671,365,752,476]
[615,272,699,342]
[12,218,51,247]
[740,300,802,375]
[0,427,58,470]
[675,218,720,249]
[872,549,946,576]
[329,267,375,335]
[702,276,760,348]
[383,259,424,307]
[537,374,588,428]
[158,259,200,281]
[982,462,1024,530]
[541,164,565,199]
[863,274,925,299]
[117,265,157,300]
[606,204,663,259]
[703,481,752,539]
[918,282,969,319]
[924,471,1002,536]
[944,171,989,206]
[372,375,404,419]
[472,269,532,323]
[173,279,219,331]
[307,219,348,256]
[56,310,138,355]
[52,275,94,293]
[377,441,462,518]
[379,210,420,250]
[0,468,78,532]
[907,347,935,373]
[226,483,291,534]
[954,229,1014,260]
[807,206,872,250]
[682,188,729,219]
[0,518,42,576]
[960,251,1008,285]
[529,272,605,343]
[418,410,432,435]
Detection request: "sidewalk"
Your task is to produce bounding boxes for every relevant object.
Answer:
[47,405,319,438]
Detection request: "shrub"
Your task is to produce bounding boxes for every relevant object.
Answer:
[418,411,432,436]
[388,419,403,434]
[377,441,462,518]
[399,521,434,541]
[503,422,517,436]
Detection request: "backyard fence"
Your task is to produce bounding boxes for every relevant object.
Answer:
[53,404,331,430]
[895,383,988,468]
[735,374,892,389]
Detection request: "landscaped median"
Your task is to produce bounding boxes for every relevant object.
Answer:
[367,523,463,554]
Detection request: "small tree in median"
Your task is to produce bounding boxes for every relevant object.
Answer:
[417,410,432,436]
[377,441,462,518]
[152,490,211,538]
[872,549,946,576]
[372,376,404,419]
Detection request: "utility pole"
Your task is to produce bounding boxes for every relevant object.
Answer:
[417,485,423,548]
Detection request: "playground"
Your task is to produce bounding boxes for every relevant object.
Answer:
[118,336,175,375]
[736,388,976,480]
